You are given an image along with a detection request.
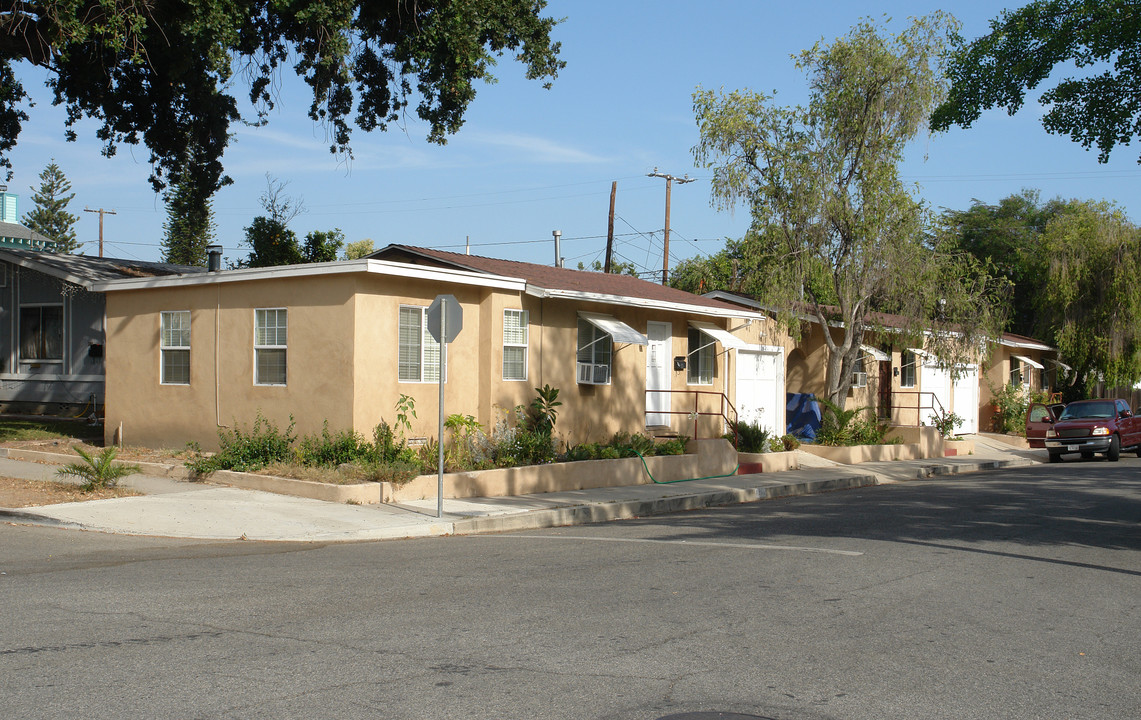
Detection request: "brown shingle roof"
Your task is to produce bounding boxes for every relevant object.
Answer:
[373,244,748,313]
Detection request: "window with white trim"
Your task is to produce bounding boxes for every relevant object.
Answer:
[254,308,287,386]
[687,327,715,385]
[399,305,443,382]
[19,304,63,362]
[503,309,528,381]
[900,350,917,388]
[576,318,612,385]
[1009,357,1023,387]
[160,311,191,385]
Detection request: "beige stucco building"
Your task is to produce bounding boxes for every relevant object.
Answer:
[93,247,767,451]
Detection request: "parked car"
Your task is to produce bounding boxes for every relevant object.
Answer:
[1029,399,1141,462]
[1025,402,1066,448]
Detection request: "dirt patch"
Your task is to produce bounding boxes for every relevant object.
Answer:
[0,476,140,508]
[1,439,194,465]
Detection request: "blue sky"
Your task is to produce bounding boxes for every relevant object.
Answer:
[5,1,1138,272]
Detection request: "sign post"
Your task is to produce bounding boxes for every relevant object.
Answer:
[427,294,462,518]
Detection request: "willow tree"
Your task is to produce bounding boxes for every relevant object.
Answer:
[1038,201,1141,395]
[693,14,1008,408]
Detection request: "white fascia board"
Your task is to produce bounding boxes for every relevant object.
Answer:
[998,336,1053,351]
[528,286,766,321]
[91,258,527,293]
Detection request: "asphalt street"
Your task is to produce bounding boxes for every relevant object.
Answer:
[2,459,1139,720]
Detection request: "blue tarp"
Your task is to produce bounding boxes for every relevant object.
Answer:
[786,392,821,441]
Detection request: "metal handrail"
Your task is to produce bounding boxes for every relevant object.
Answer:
[646,389,738,440]
[883,390,947,427]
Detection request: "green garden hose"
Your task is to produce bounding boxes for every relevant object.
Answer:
[631,448,741,484]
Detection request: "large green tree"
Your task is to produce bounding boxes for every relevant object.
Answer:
[935,190,1063,338]
[0,2,563,194]
[1038,201,1141,393]
[23,160,80,252]
[692,14,1008,408]
[161,173,214,266]
[931,0,1141,163]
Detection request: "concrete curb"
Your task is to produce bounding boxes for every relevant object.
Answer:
[450,474,881,536]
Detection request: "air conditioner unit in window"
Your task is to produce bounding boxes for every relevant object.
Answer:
[852,371,868,389]
[577,362,610,385]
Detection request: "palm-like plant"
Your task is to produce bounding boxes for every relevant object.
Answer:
[56,446,142,492]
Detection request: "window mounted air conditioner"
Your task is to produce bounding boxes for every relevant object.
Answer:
[852,371,868,389]
[577,362,610,385]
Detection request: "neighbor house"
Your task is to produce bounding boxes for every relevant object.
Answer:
[705,290,1058,436]
[93,246,767,451]
[0,248,203,414]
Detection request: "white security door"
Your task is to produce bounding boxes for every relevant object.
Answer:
[736,348,784,436]
[952,365,979,434]
[645,321,672,426]
[921,360,951,427]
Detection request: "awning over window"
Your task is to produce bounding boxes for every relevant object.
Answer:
[578,311,648,345]
[1048,358,1073,373]
[860,344,890,362]
[1013,354,1044,370]
[689,320,749,350]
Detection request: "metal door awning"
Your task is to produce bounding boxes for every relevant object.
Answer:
[860,344,890,362]
[1013,354,1044,370]
[578,311,648,345]
[689,320,749,350]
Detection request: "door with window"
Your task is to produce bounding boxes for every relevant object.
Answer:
[645,321,671,427]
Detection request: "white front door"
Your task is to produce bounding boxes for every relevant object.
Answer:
[646,321,671,427]
[736,348,784,436]
[921,360,951,427]
[952,365,979,434]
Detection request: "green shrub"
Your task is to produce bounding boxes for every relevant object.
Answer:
[725,419,771,453]
[929,409,964,439]
[56,446,141,491]
[349,459,422,486]
[296,422,370,467]
[814,399,892,447]
[654,436,688,455]
[779,434,800,452]
[191,413,297,474]
[989,382,1045,435]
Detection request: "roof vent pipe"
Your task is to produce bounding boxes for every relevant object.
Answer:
[552,230,562,268]
[206,245,223,272]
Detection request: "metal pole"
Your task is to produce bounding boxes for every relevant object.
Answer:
[437,301,447,519]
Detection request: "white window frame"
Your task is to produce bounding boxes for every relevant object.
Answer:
[160,310,191,385]
[254,308,288,386]
[686,326,716,386]
[900,350,917,388]
[398,305,444,383]
[1009,357,1023,387]
[502,308,528,381]
[576,318,613,385]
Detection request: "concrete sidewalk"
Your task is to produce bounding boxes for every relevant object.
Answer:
[0,436,1043,542]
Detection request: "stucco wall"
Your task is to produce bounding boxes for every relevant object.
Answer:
[104,274,357,450]
[104,269,751,451]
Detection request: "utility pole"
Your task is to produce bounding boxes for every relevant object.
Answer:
[605,181,617,273]
[84,207,117,257]
[647,169,695,284]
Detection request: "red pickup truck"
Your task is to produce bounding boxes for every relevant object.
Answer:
[1027,399,1141,462]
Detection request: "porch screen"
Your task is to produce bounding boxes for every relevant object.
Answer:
[19,305,63,361]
